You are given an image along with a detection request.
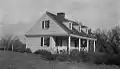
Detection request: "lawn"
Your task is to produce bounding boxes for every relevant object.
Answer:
[0,51,119,69]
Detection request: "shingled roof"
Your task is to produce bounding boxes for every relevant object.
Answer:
[46,11,96,38]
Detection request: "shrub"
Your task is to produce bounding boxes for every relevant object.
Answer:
[25,48,32,53]
[56,54,69,61]
[69,49,88,62]
[34,50,51,56]
[34,50,57,61]
[34,50,42,54]
[86,52,107,64]
[44,54,57,61]
[105,54,120,65]
[70,50,108,64]
[14,47,25,53]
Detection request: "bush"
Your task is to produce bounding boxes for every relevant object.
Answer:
[105,54,120,65]
[34,50,42,54]
[56,54,69,61]
[69,50,108,64]
[69,49,88,62]
[34,49,120,65]
[34,50,51,55]
[16,46,26,53]
[25,48,32,53]
[86,52,107,64]
[34,50,57,61]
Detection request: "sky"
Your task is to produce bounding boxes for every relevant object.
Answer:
[0,0,120,37]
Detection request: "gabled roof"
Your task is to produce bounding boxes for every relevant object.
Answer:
[46,11,96,38]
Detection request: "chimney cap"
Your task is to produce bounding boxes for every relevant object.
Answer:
[57,12,65,18]
[57,12,65,15]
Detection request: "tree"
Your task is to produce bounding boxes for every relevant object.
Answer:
[0,35,14,50]
[0,35,26,52]
[94,26,120,54]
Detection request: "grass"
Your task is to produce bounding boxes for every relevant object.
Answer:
[0,51,119,69]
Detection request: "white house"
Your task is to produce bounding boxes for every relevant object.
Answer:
[25,11,97,54]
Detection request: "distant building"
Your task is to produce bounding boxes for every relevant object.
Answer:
[25,11,97,53]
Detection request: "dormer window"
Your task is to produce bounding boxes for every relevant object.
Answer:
[42,20,50,29]
[69,22,72,30]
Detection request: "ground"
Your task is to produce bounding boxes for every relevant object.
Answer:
[0,51,119,69]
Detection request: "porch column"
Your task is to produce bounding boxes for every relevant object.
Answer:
[68,36,71,54]
[94,40,96,52]
[87,39,89,52]
[78,38,81,52]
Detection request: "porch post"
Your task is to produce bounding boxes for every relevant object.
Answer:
[78,38,81,52]
[68,36,71,54]
[94,40,96,52]
[87,39,89,52]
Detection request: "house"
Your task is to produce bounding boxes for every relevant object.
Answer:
[25,11,97,54]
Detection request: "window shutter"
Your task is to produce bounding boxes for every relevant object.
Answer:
[45,20,50,28]
[47,20,49,28]
[42,21,44,29]
[41,37,43,46]
[47,38,50,46]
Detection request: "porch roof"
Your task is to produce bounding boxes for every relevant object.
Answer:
[70,34,97,40]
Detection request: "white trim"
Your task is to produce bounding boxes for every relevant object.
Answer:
[70,34,97,40]
[86,28,88,34]
[43,37,44,47]
[87,40,89,52]
[68,36,71,54]
[78,38,81,52]
[44,21,45,29]
[94,40,96,52]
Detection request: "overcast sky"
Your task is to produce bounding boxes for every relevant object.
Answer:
[0,0,120,37]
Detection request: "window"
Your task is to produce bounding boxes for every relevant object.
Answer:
[41,37,50,47]
[56,37,62,46]
[45,20,50,28]
[44,37,50,47]
[81,39,87,47]
[42,20,50,29]
[69,22,72,29]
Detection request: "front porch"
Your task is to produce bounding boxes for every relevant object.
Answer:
[35,34,96,54]
[51,35,96,54]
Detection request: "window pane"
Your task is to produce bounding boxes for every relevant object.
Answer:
[44,37,50,47]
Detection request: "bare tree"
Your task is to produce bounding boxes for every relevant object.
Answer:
[0,34,26,52]
[0,34,14,50]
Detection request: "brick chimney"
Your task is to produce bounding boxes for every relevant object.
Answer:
[57,12,65,18]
